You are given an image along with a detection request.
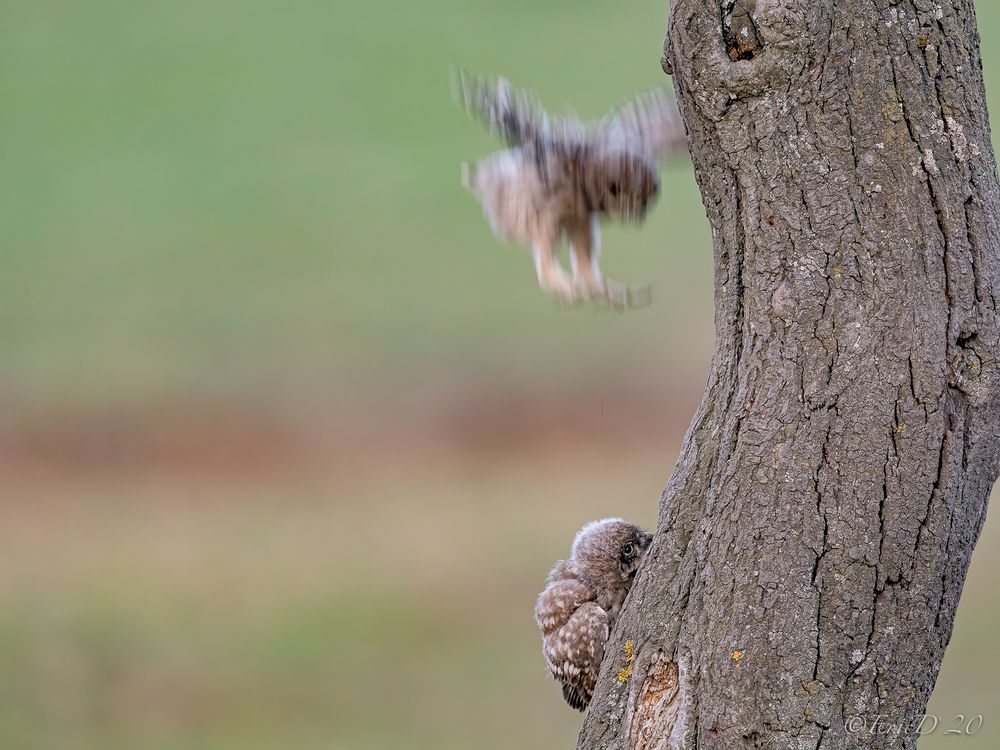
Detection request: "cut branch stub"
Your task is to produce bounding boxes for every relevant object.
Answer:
[629,653,682,750]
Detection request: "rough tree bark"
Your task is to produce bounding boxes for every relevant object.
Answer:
[578,1,1000,748]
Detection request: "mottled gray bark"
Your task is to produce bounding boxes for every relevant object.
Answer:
[577,1,1000,748]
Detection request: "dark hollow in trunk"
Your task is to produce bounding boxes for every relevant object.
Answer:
[578,1,1000,748]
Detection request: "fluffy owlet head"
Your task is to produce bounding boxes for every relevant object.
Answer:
[583,150,660,223]
[570,518,653,592]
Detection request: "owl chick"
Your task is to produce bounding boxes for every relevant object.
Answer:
[453,70,686,307]
[535,518,653,710]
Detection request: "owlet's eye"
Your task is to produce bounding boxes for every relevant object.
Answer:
[622,542,636,558]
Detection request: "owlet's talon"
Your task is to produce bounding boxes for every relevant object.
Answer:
[602,278,651,310]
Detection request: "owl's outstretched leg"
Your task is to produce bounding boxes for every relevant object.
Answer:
[567,217,652,309]
[533,238,576,303]
[567,217,605,299]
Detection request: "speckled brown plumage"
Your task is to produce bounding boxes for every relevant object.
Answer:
[535,518,652,710]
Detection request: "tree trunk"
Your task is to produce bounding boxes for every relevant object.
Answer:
[577,1,1000,748]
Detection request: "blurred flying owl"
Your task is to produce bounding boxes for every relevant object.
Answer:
[453,70,686,307]
[535,518,653,710]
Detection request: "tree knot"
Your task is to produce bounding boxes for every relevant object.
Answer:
[724,0,763,61]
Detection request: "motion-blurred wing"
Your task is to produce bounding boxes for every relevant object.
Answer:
[451,69,582,148]
[597,88,687,160]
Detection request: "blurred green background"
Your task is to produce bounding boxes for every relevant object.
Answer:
[0,1,997,748]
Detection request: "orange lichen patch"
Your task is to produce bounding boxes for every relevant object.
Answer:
[619,640,637,682]
[731,650,744,661]
[803,680,823,695]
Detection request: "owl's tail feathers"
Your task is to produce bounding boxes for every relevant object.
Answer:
[562,682,590,712]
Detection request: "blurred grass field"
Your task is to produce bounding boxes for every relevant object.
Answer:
[1,1,999,748]
[2,461,998,750]
[0,0,716,410]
